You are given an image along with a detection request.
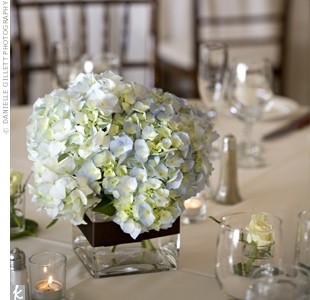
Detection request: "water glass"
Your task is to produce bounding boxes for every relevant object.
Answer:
[215,212,284,300]
[245,264,310,300]
[295,209,310,270]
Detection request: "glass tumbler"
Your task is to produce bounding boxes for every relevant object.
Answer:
[215,212,284,300]
[245,264,310,300]
[29,252,67,300]
[295,209,310,270]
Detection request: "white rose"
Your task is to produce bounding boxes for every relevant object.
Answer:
[246,213,273,248]
[10,169,23,197]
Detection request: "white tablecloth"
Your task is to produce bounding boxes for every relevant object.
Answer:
[10,102,310,300]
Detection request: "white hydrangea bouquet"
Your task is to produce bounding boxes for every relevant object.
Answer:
[27,72,217,239]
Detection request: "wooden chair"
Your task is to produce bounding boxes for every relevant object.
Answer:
[11,0,158,105]
[156,0,290,98]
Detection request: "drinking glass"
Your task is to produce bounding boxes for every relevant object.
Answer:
[198,41,228,119]
[51,41,82,88]
[295,209,310,271]
[215,212,284,300]
[198,41,228,160]
[227,58,273,168]
[80,52,120,75]
[29,252,67,300]
[245,264,310,300]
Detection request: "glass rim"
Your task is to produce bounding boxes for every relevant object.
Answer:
[199,40,228,50]
[29,251,67,266]
[220,211,283,227]
[298,209,310,218]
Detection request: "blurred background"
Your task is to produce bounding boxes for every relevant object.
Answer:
[11,0,309,106]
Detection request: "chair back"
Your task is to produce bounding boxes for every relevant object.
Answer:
[156,0,290,98]
[12,0,158,105]
[194,0,290,94]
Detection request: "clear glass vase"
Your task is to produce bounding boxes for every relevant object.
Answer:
[72,211,180,278]
[10,193,26,237]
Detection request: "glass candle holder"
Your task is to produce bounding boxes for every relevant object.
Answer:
[181,196,207,224]
[28,252,66,300]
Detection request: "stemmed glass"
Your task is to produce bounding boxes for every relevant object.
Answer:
[197,41,228,161]
[227,58,273,168]
[50,41,82,88]
[198,41,228,119]
[215,212,284,300]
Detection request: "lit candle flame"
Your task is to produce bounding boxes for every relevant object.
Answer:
[184,198,202,209]
[48,275,53,286]
[43,266,47,273]
[84,60,94,73]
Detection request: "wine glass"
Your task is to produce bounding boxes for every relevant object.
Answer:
[215,212,284,300]
[227,58,273,168]
[50,41,82,88]
[80,52,120,75]
[198,41,228,119]
[198,41,228,162]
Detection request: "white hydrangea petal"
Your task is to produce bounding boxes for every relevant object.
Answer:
[77,160,101,181]
[167,170,183,190]
[134,139,150,163]
[116,176,137,196]
[142,126,157,140]
[120,219,142,239]
[136,202,155,227]
[50,181,66,201]
[114,211,129,224]
[110,135,133,157]
[130,167,147,182]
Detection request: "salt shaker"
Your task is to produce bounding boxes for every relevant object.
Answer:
[10,247,29,300]
[214,134,242,205]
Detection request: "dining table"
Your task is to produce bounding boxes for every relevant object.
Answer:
[10,98,310,300]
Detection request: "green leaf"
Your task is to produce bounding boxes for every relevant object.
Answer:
[233,262,244,276]
[58,153,69,162]
[46,218,58,229]
[10,218,39,240]
[208,215,221,224]
[92,194,116,216]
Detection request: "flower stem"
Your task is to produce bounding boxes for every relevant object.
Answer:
[141,239,156,251]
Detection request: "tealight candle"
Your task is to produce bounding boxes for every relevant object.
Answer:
[182,197,207,224]
[184,198,203,216]
[33,276,63,300]
[29,252,66,300]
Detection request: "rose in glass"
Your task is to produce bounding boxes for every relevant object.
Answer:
[246,213,274,249]
[10,169,23,197]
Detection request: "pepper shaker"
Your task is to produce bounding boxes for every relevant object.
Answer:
[10,247,29,300]
[214,134,242,205]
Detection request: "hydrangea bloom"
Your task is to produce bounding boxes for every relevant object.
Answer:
[27,72,217,238]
